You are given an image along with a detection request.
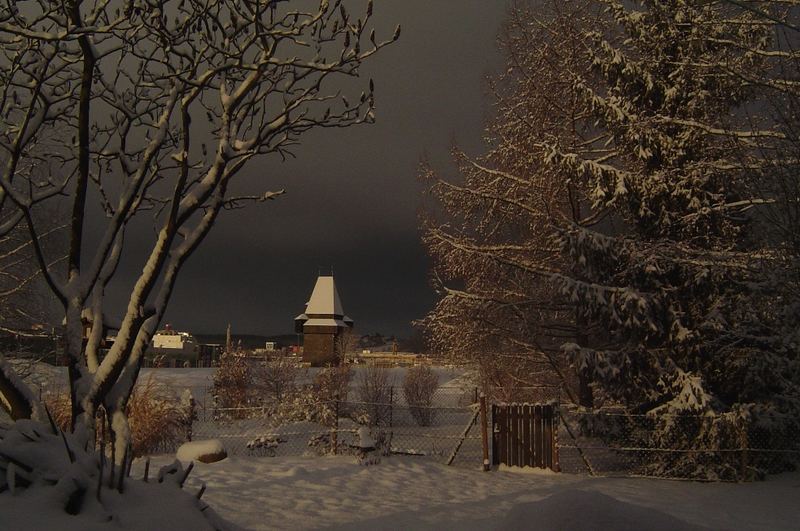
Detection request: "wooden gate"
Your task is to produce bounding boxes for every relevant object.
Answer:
[492,404,559,470]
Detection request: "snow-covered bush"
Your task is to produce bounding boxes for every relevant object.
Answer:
[307,432,335,455]
[212,353,254,420]
[0,420,225,529]
[257,366,353,430]
[246,435,285,457]
[403,366,439,427]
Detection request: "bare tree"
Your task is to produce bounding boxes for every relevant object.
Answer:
[420,1,601,404]
[402,365,437,426]
[334,327,355,363]
[0,212,62,336]
[0,0,398,464]
[356,364,392,426]
[254,355,301,402]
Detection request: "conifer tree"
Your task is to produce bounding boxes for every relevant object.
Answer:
[423,0,800,477]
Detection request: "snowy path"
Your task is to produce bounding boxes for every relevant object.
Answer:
[135,455,799,530]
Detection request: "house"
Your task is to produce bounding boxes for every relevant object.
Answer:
[147,324,199,367]
[294,274,353,366]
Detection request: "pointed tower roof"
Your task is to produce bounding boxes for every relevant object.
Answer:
[294,274,353,330]
[306,275,345,317]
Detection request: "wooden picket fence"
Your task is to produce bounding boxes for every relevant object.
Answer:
[492,403,559,470]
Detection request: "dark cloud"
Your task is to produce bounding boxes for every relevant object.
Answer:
[109,1,508,337]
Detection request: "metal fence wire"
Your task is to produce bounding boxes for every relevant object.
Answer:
[557,408,800,481]
[178,383,800,480]
[19,369,796,480]
[191,385,486,468]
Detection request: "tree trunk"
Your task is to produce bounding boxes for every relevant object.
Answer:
[576,308,594,409]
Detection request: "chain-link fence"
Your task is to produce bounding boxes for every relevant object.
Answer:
[8,361,797,481]
[190,385,485,468]
[60,390,800,480]
[556,408,800,481]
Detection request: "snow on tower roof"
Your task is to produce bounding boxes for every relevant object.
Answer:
[305,275,346,317]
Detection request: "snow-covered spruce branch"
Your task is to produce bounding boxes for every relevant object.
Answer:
[654,116,787,142]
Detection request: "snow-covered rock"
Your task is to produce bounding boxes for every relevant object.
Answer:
[177,440,227,464]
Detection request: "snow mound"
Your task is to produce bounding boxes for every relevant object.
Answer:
[356,427,375,449]
[177,439,227,463]
[497,464,558,476]
[498,490,708,531]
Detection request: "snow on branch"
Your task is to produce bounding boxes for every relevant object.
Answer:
[0,355,43,422]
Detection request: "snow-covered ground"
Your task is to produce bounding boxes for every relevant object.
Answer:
[134,455,799,530]
[11,364,469,406]
[4,363,798,529]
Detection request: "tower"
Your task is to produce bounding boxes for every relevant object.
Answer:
[294,274,354,366]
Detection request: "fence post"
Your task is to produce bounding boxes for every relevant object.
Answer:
[559,409,595,476]
[187,395,195,442]
[739,421,749,482]
[332,394,339,455]
[480,393,490,471]
[389,386,394,428]
[552,405,560,472]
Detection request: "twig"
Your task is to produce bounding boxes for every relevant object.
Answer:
[96,450,104,503]
[44,405,58,435]
[179,461,194,488]
[60,430,75,463]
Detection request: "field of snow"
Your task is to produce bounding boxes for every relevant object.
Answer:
[12,364,469,406]
[133,454,799,530]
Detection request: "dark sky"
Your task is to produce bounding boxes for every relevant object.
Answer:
[112,2,509,337]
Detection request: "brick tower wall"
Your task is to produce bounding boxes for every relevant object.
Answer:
[302,328,339,366]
